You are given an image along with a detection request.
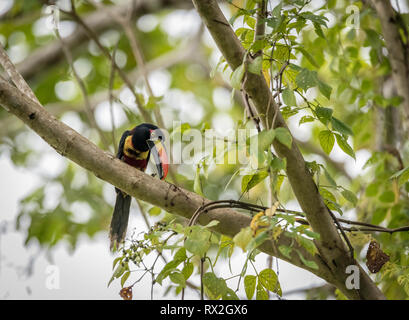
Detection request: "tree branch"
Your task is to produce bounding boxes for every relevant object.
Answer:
[0,45,39,104]
[0,76,356,295]
[191,0,385,300]
[86,0,166,129]
[370,0,409,125]
[14,0,192,82]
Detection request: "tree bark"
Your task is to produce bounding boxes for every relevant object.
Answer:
[0,77,344,287]
[191,0,385,300]
[370,0,409,127]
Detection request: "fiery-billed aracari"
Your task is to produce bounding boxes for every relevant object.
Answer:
[109,123,168,250]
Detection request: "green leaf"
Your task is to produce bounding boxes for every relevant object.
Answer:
[379,191,395,203]
[258,268,280,294]
[296,68,318,91]
[318,130,335,155]
[121,271,130,287]
[278,245,293,259]
[244,16,256,29]
[184,226,211,257]
[112,257,122,270]
[148,206,162,216]
[299,115,315,125]
[366,182,380,197]
[108,262,128,287]
[331,117,354,136]
[390,166,409,186]
[296,235,317,256]
[203,273,228,300]
[156,260,180,285]
[194,166,204,196]
[295,47,319,68]
[231,63,245,89]
[303,229,321,240]
[248,56,263,75]
[341,189,358,206]
[365,28,382,49]
[335,134,355,159]
[244,275,257,299]
[323,167,337,187]
[174,247,187,263]
[372,207,388,225]
[256,282,269,300]
[274,127,293,149]
[251,39,266,53]
[203,220,220,228]
[318,79,332,100]
[171,122,191,138]
[315,106,333,125]
[326,199,343,216]
[223,288,240,300]
[248,230,270,251]
[233,227,253,252]
[270,157,286,172]
[241,171,269,193]
[145,96,159,109]
[313,22,325,38]
[182,262,194,280]
[281,106,298,119]
[271,2,282,18]
[297,251,319,270]
[113,263,127,278]
[169,271,186,287]
[282,87,297,107]
[256,129,275,151]
[319,187,337,203]
[301,12,329,26]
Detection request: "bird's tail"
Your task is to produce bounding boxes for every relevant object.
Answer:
[109,191,132,251]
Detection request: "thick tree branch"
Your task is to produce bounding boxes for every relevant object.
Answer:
[370,0,409,125]
[191,0,385,300]
[0,77,356,295]
[0,45,39,104]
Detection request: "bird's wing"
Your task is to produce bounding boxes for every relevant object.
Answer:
[116,130,131,159]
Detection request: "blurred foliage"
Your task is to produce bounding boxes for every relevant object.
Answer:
[1,0,409,299]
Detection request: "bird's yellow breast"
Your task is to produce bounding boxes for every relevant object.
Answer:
[123,136,149,159]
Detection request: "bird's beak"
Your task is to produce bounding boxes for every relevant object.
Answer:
[147,139,168,180]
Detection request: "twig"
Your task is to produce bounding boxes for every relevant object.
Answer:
[54,24,110,150]
[325,205,354,259]
[253,0,267,57]
[200,257,205,300]
[86,0,165,128]
[188,199,409,236]
[64,1,153,123]
[108,44,118,153]
[241,90,261,131]
[0,45,39,104]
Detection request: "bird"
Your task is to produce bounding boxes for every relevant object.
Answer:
[109,123,168,250]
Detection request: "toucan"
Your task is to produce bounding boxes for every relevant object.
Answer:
[109,123,168,250]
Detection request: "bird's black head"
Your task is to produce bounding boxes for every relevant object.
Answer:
[131,123,163,151]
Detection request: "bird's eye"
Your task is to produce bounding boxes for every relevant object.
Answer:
[150,129,164,142]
